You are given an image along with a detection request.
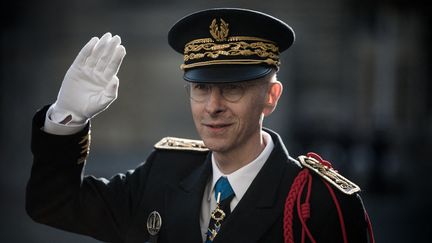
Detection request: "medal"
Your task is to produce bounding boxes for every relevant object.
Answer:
[147,211,162,243]
[207,192,226,241]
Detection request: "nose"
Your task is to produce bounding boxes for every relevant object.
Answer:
[204,87,226,115]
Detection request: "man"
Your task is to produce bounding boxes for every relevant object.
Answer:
[26,8,374,243]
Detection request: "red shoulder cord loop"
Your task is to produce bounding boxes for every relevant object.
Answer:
[283,168,316,243]
[322,178,349,243]
[365,211,375,243]
[284,153,375,243]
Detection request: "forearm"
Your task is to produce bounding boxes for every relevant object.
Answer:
[26,105,91,228]
[26,106,124,241]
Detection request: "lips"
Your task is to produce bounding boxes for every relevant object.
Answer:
[202,122,232,132]
[206,124,230,128]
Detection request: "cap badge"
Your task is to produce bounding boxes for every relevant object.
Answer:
[209,18,229,41]
[147,211,162,236]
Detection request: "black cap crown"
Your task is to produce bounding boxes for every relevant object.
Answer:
[168,8,295,83]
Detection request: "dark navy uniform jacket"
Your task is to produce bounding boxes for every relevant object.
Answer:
[26,106,369,243]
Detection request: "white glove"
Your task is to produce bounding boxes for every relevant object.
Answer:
[50,32,126,124]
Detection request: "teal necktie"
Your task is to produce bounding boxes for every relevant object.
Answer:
[206,177,235,242]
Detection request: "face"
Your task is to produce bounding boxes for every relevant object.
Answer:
[189,75,280,155]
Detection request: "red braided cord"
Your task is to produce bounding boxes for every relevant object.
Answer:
[297,174,315,243]
[297,176,308,243]
[283,169,309,243]
[365,211,375,243]
[322,179,349,243]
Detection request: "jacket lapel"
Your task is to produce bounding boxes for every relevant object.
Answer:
[165,154,212,243]
[213,130,301,242]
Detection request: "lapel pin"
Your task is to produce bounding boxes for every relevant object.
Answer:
[147,211,162,236]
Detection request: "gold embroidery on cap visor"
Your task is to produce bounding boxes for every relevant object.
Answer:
[181,37,280,70]
[180,18,281,70]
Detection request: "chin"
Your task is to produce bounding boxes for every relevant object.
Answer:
[201,137,229,153]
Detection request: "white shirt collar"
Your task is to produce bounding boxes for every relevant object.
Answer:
[207,131,274,204]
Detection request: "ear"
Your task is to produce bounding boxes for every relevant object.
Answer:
[263,80,283,117]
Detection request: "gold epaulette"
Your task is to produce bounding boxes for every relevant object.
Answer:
[154,137,209,152]
[298,155,361,195]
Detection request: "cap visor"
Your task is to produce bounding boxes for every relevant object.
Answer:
[184,65,273,83]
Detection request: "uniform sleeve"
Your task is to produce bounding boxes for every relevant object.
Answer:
[307,174,369,243]
[26,105,154,242]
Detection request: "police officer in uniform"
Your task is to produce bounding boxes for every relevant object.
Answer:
[26,8,374,243]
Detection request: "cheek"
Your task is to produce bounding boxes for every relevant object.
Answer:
[190,103,200,124]
[191,102,210,132]
[237,98,266,125]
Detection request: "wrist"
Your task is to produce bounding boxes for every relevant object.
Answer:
[44,105,87,135]
[51,103,87,124]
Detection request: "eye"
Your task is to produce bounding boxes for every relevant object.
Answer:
[222,84,244,94]
[191,83,210,91]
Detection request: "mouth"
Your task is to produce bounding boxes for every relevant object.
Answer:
[203,123,232,132]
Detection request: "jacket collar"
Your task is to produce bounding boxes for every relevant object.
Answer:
[165,129,301,242]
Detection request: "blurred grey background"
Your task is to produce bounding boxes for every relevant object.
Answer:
[1,0,431,242]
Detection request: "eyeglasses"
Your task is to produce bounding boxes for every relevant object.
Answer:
[185,82,266,103]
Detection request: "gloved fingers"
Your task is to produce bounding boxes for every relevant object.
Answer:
[103,45,126,80]
[85,32,112,68]
[72,37,99,66]
[95,35,121,74]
